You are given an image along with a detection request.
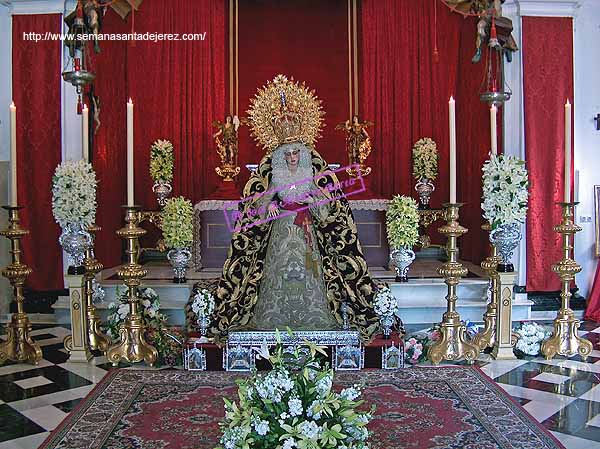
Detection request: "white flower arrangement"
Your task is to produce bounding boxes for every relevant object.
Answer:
[481,154,529,228]
[412,137,439,181]
[514,321,551,356]
[105,286,166,340]
[162,196,194,249]
[149,139,174,183]
[217,335,372,449]
[386,195,419,249]
[191,289,215,318]
[374,286,398,318]
[51,159,97,229]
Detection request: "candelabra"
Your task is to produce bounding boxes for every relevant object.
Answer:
[541,202,592,360]
[428,203,479,365]
[472,222,502,351]
[83,225,110,352]
[0,206,42,365]
[106,206,157,366]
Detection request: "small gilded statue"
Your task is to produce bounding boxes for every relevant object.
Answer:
[336,115,373,177]
[213,115,241,182]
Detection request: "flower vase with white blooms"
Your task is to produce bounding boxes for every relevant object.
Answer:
[51,159,97,274]
[374,286,399,339]
[191,288,215,338]
[217,331,373,449]
[412,137,439,209]
[162,196,194,283]
[481,154,529,272]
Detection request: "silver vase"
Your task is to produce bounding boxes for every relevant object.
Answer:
[490,223,521,272]
[167,247,192,283]
[415,177,435,209]
[390,247,416,282]
[152,181,172,207]
[198,314,210,337]
[380,315,395,339]
[59,223,92,274]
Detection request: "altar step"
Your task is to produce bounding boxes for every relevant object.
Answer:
[52,276,533,326]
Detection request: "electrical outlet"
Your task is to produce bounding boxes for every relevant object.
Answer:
[579,215,593,223]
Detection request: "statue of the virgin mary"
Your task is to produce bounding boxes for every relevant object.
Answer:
[203,75,381,342]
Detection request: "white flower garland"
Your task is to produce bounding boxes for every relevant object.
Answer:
[51,160,97,229]
[481,154,529,228]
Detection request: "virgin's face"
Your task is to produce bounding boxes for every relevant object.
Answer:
[285,148,300,169]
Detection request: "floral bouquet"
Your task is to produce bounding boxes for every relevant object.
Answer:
[149,139,174,184]
[191,289,215,336]
[162,196,194,249]
[411,137,439,181]
[386,195,419,250]
[374,286,399,338]
[217,333,373,449]
[105,287,181,366]
[481,154,529,229]
[52,159,97,229]
[514,321,551,357]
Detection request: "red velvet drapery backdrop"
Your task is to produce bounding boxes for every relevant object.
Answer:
[523,17,573,292]
[584,261,600,322]
[12,14,63,290]
[236,0,350,188]
[360,0,492,261]
[93,0,226,268]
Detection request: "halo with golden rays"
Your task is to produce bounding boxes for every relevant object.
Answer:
[246,75,325,153]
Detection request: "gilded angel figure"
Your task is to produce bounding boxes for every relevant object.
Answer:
[336,115,373,176]
[213,115,240,166]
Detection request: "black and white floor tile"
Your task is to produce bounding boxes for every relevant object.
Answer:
[3,323,600,448]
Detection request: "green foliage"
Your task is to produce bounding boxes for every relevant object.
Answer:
[149,139,174,183]
[161,196,194,248]
[386,195,419,249]
[412,137,439,181]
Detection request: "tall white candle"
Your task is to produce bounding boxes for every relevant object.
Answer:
[127,98,134,207]
[82,104,89,163]
[490,104,497,156]
[449,96,457,203]
[564,99,572,202]
[9,102,17,206]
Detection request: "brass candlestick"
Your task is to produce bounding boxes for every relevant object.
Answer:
[472,222,502,351]
[541,202,592,360]
[106,206,157,366]
[428,203,479,365]
[0,206,42,365]
[83,225,110,352]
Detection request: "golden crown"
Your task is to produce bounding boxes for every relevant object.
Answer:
[247,75,324,152]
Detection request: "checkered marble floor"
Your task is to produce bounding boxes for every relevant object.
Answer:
[2,323,600,449]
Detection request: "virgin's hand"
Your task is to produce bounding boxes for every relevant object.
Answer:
[267,203,280,218]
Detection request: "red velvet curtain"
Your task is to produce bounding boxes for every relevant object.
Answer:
[93,0,226,267]
[12,14,63,290]
[360,0,491,261]
[236,0,350,188]
[523,17,573,292]
[584,261,600,322]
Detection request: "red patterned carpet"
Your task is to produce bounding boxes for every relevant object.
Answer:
[40,367,565,449]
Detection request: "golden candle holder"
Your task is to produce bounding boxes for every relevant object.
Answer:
[428,203,479,365]
[106,206,157,366]
[83,225,110,352]
[472,222,502,351]
[541,202,592,360]
[0,206,42,365]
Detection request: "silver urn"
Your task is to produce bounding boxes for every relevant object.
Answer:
[152,181,172,207]
[380,315,395,339]
[167,247,192,283]
[390,247,416,283]
[415,177,435,209]
[490,223,521,272]
[59,223,92,274]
